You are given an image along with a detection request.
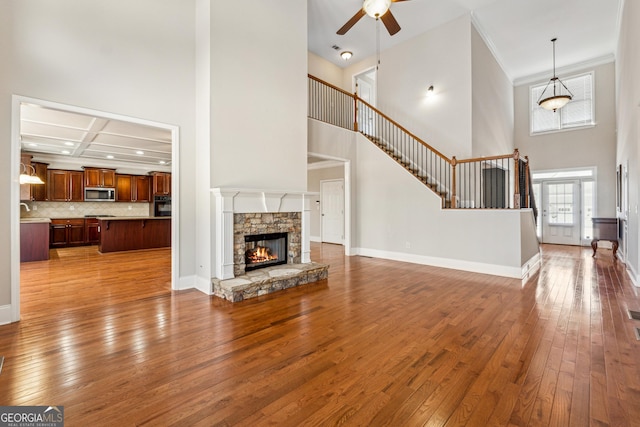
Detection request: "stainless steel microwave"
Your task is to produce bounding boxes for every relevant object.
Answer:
[85,187,115,202]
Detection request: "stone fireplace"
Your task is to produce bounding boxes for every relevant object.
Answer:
[211,188,328,302]
[234,212,300,275]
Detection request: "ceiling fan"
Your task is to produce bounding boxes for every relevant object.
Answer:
[337,0,410,36]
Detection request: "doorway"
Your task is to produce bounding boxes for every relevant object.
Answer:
[532,168,596,246]
[11,95,180,323]
[354,68,376,136]
[321,179,345,245]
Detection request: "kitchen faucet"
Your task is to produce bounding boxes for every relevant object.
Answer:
[20,202,30,212]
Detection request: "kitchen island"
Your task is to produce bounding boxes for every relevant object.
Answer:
[98,217,171,253]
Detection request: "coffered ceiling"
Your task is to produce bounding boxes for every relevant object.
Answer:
[20,103,172,168]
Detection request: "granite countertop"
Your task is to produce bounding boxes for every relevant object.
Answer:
[21,216,170,221]
[20,217,52,224]
[96,216,171,221]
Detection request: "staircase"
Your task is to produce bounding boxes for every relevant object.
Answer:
[308,74,535,212]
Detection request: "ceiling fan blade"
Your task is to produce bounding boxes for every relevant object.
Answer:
[337,9,366,35]
[381,10,401,35]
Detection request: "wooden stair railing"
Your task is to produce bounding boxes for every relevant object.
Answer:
[308,74,535,212]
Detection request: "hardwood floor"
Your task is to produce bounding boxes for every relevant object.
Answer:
[2,243,640,426]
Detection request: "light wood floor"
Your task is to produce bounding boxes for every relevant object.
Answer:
[2,243,640,426]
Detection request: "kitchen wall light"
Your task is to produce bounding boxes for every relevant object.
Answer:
[19,163,44,185]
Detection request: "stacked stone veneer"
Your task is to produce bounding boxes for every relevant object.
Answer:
[234,212,301,276]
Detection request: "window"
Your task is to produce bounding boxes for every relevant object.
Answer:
[530,72,594,134]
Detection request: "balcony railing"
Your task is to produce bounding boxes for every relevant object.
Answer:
[308,74,536,214]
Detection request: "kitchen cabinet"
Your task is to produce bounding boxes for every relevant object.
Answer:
[84,167,116,188]
[116,174,151,202]
[48,170,84,202]
[21,220,51,262]
[85,218,100,244]
[150,172,171,196]
[30,162,49,201]
[50,218,86,247]
[20,158,48,201]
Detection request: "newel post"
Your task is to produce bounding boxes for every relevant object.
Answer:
[524,156,530,208]
[353,90,359,132]
[513,149,521,209]
[450,156,457,208]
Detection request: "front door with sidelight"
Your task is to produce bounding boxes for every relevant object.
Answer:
[541,180,581,245]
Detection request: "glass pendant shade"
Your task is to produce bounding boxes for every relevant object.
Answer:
[537,38,573,112]
[363,0,391,18]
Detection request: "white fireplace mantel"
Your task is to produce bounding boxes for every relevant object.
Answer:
[211,188,316,281]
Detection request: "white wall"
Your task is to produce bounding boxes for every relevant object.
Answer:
[1,0,197,312]
[210,0,307,191]
[355,131,536,277]
[514,61,617,219]
[616,0,640,281]
[308,52,344,89]
[471,25,514,157]
[341,15,474,159]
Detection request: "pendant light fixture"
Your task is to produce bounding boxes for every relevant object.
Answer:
[19,163,45,185]
[537,38,573,112]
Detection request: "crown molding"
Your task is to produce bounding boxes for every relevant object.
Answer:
[514,54,615,87]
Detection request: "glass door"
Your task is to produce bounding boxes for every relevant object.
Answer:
[541,180,581,245]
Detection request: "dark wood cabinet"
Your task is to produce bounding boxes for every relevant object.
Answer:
[84,167,116,188]
[99,218,170,253]
[150,172,171,196]
[31,162,49,201]
[48,170,84,202]
[21,221,50,262]
[85,218,100,244]
[116,174,151,202]
[50,218,86,247]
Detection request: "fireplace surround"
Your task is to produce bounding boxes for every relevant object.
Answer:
[211,188,328,302]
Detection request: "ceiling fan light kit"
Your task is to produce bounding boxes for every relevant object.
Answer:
[363,0,391,18]
[537,38,573,112]
[336,0,408,36]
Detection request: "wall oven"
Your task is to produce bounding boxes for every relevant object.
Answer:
[153,195,171,217]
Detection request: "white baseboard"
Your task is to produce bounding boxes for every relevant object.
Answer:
[195,276,213,295]
[521,252,541,284]
[354,247,524,279]
[177,275,196,291]
[310,235,321,243]
[627,263,639,288]
[0,305,13,325]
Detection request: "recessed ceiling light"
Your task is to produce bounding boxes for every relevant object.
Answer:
[61,150,70,155]
[64,142,74,146]
[28,143,38,147]
[159,161,166,165]
[106,155,114,159]
[136,150,144,155]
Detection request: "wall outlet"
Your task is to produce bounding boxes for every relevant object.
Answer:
[69,205,75,211]
[405,241,411,249]
[32,205,37,211]
[128,205,132,210]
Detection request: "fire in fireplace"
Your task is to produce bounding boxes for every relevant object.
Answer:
[244,232,288,271]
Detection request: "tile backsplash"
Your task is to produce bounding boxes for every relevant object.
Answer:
[20,201,151,219]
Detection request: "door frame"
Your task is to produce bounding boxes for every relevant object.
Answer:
[10,95,180,323]
[308,152,352,256]
[320,179,345,245]
[532,167,597,247]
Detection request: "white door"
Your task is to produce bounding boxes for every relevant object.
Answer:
[541,180,581,245]
[355,69,376,136]
[321,180,344,245]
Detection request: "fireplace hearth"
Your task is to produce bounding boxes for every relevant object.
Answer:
[244,232,288,271]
